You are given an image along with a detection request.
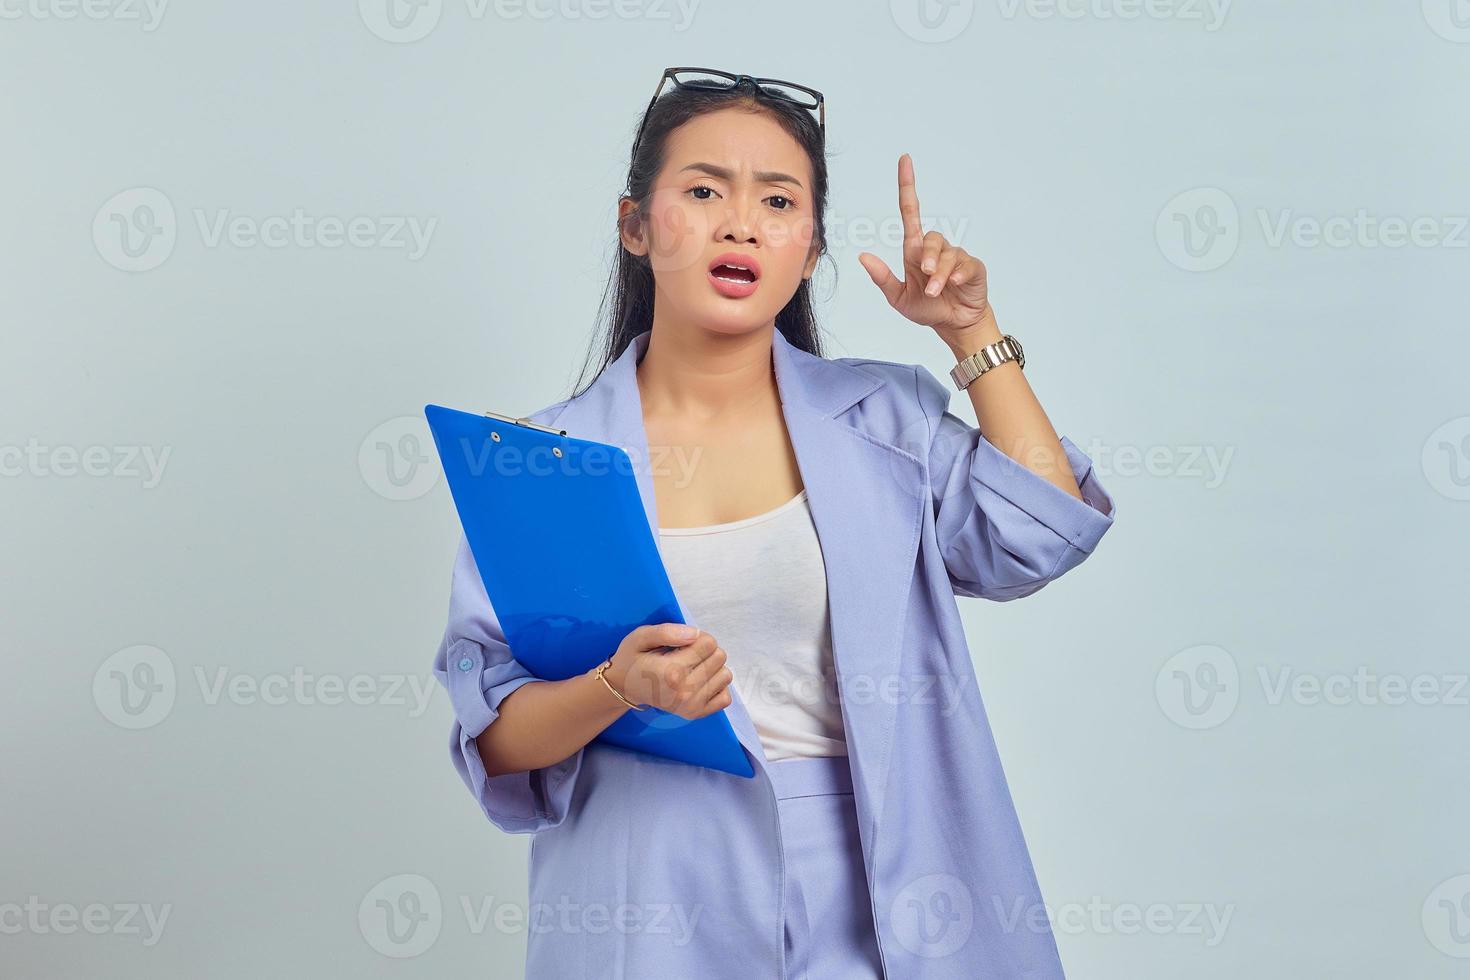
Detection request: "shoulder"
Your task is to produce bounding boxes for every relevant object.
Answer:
[833,354,952,421]
[821,353,956,461]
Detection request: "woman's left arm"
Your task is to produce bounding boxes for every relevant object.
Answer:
[859,152,1100,502]
[859,153,1115,599]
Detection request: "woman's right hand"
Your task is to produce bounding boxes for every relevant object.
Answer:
[604,623,733,719]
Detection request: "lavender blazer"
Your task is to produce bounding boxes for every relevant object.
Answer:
[432,327,1116,978]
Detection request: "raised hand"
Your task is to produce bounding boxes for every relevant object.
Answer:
[858,153,996,345]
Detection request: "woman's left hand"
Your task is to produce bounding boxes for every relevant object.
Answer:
[858,153,998,346]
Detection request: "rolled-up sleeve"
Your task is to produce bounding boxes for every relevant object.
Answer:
[431,534,585,834]
[916,365,1116,601]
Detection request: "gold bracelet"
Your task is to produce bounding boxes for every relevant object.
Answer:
[592,657,645,711]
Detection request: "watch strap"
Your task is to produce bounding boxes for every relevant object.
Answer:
[949,334,1025,389]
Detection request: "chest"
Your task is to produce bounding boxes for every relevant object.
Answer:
[645,406,805,530]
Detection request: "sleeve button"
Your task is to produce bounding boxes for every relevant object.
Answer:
[457,657,475,672]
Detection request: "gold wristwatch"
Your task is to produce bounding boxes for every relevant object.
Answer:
[949,334,1025,389]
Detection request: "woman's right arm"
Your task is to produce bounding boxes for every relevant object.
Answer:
[434,533,736,835]
[476,621,732,777]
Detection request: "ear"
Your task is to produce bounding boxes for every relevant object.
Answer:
[618,196,648,257]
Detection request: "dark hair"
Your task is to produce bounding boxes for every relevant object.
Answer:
[566,77,833,399]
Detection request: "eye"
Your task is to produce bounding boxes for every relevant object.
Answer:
[766,195,795,211]
[688,183,718,200]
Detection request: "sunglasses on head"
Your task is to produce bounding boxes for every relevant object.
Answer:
[628,67,826,170]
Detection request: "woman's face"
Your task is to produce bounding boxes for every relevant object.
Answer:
[620,107,820,337]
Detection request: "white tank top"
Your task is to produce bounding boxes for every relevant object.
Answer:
[657,489,849,761]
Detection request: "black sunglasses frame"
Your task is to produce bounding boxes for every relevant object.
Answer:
[627,67,826,178]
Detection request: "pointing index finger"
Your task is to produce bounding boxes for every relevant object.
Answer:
[898,153,924,266]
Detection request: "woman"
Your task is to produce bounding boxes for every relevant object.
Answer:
[432,68,1116,979]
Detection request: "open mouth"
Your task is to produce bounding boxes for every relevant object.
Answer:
[708,253,762,284]
[710,264,757,283]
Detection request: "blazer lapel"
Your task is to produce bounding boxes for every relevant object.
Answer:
[547,329,924,842]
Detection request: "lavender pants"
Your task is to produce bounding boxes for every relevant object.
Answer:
[767,755,885,980]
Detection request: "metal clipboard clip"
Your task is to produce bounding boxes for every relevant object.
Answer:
[483,410,567,437]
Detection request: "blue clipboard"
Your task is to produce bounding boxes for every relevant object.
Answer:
[424,403,754,779]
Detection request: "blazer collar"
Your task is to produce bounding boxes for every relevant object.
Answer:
[548,326,883,434]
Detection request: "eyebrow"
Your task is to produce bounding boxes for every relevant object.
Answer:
[678,162,805,190]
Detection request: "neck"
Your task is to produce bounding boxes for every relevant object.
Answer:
[635,321,779,421]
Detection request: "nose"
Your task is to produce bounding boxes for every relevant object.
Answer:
[718,197,760,246]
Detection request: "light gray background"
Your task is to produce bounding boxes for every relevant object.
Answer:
[3,2,1467,977]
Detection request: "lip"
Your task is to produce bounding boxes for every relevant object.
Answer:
[707,252,762,299]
